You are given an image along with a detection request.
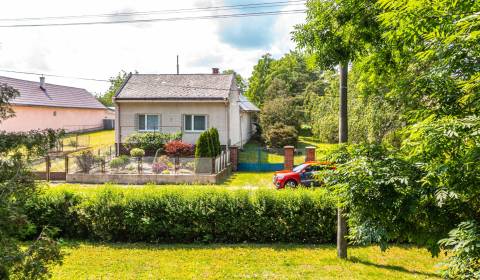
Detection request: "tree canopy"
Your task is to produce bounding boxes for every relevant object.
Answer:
[96,70,131,107]
[0,85,64,279]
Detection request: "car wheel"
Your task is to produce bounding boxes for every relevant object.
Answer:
[285,180,298,188]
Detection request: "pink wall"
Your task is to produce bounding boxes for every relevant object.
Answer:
[0,105,112,132]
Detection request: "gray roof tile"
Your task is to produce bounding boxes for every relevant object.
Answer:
[115,74,235,100]
[239,95,260,112]
[0,76,106,109]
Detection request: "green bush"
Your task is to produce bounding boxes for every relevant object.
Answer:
[195,129,221,158]
[259,96,302,132]
[439,221,480,279]
[209,128,221,156]
[129,148,145,158]
[263,123,298,148]
[195,131,211,158]
[74,151,96,173]
[109,156,129,170]
[26,187,336,243]
[125,132,181,152]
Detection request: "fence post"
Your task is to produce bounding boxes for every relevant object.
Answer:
[75,134,79,151]
[257,148,261,170]
[65,155,69,174]
[46,155,51,182]
[174,157,179,174]
[306,146,316,162]
[229,146,238,172]
[284,146,294,170]
[211,157,215,174]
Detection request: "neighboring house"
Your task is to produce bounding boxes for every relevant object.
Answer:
[0,75,112,132]
[113,68,259,153]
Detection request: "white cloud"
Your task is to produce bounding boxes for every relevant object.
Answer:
[0,0,305,94]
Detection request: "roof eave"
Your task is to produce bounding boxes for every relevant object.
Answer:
[115,97,227,101]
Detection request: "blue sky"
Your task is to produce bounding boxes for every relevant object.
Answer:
[0,0,304,93]
[218,0,278,49]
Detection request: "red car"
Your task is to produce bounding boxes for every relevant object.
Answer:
[273,161,335,189]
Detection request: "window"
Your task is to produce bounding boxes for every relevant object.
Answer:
[138,114,159,131]
[184,115,207,132]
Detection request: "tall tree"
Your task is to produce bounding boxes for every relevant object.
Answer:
[293,0,382,258]
[0,84,64,279]
[96,70,130,107]
[245,53,275,107]
[0,83,18,120]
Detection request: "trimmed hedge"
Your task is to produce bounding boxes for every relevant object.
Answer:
[26,187,336,243]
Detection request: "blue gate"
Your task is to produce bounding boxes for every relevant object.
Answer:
[237,148,284,172]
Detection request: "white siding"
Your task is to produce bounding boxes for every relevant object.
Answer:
[228,82,242,146]
[117,102,229,145]
[240,112,252,146]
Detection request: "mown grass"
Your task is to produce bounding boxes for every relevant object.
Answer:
[49,171,275,190]
[31,130,115,172]
[239,137,337,165]
[64,129,115,149]
[51,242,443,280]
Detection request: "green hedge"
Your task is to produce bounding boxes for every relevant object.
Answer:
[26,187,336,243]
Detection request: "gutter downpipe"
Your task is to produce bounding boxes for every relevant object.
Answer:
[224,97,230,150]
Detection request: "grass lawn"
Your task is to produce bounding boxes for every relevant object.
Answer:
[49,171,275,190]
[32,130,115,172]
[239,136,338,166]
[64,129,115,149]
[52,242,443,280]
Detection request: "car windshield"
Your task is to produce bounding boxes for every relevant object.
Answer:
[293,164,307,173]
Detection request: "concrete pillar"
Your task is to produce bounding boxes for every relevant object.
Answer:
[284,146,294,170]
[229,145,239,172]
[306,146,316,162]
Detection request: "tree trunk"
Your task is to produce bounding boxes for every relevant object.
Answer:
[337,62,348,259]
[339,62,348,143]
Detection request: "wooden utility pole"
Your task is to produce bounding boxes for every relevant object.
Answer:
[337,62,348,259]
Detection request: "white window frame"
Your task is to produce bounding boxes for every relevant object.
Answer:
[184,114,208,133]
[138,114,160,132]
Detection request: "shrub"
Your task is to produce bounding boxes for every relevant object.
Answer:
[152,162,168,174]
[74,151,96,173]
[195,129,221,158]
[263,123,298,148]
[130,148,145,158]
[109,156,129,170]
[209,128,221,156]
[439,221,480,280]
[195,131,211,158]
[260,97,301,132]
[125,132,181,152]
[26,187,336,243]
[164,141,194,157]
[67,139,78,148]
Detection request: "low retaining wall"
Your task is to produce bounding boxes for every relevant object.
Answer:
[66,165,231,185]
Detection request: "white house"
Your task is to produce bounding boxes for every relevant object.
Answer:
[113,68,259,153]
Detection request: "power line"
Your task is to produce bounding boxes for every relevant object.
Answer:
[0,0,306,22]
[0,69,109,82]
[0,10,306,28]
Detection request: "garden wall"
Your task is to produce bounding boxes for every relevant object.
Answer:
[66,166,231,185]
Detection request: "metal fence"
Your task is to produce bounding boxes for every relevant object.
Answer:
[238,147,284,172]
[67,150,230,175]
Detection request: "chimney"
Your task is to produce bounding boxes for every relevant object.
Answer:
[40,76,46,90]
[212,68,219,75]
